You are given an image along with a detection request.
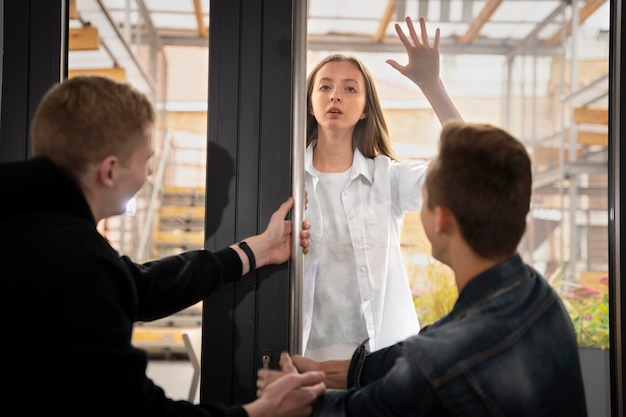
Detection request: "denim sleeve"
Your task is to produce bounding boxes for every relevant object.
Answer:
[313,352,429,417]
[347,340,405,388]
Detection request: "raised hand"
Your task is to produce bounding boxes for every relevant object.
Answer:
[386,16,441,88]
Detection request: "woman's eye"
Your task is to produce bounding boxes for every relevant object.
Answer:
[346,87,357,93]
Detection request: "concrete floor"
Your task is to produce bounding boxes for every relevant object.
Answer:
[146,359,199,403]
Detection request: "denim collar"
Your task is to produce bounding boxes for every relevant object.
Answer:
[450,254,528,319]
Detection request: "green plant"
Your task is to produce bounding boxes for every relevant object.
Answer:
[409,257,458,327]
[561,283,610,349]
[549,268,610,349]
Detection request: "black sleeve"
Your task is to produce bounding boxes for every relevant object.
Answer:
[196,402,249,417]
[122,247,243,321]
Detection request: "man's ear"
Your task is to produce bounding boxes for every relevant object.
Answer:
[435,206,455,234]
[97,156,118,188]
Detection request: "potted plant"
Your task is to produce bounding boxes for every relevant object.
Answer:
[552,272,611,417]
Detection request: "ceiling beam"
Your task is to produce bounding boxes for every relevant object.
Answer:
[192,0,208,38]
[457,0,503,45]
[544,0,608,46]
[306,33,559,56]
[69,0,77,20]
[371,0,396,43]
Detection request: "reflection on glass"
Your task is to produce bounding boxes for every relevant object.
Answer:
[305,0,610,349]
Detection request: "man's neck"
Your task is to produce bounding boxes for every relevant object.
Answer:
[449,245,510,292]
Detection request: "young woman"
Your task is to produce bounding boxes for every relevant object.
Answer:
[302,17,462,360]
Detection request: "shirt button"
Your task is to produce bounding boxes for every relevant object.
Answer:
[355,239,361,244]
[360,267,366,273]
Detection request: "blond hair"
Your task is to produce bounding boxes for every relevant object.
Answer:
[31,76,155,177]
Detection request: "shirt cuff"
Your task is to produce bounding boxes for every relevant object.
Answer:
[346,339,369,388]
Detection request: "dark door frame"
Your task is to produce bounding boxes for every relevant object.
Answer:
[202,0,295,405]
[0,0,623,414]
[0,0,66,162]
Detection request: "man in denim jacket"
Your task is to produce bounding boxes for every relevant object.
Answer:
[259,120,588,416]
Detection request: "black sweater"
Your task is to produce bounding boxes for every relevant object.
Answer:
[0,157,248,417]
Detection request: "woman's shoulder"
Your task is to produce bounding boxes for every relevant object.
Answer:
[372,154,428,172]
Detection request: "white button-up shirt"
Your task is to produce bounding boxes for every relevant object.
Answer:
[302,142,425,358]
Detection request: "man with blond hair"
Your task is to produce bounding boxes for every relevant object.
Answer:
[1,75,323,416]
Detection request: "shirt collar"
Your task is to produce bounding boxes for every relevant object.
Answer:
[305,139,373,184]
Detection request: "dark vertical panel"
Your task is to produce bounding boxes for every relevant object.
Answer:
[231,0,263,405]
[203,0,294,405]
[609,0,625,414]
[1,1,31,161]
[255,0,293,380]
[203,0,241,404]
[0,0,65,162]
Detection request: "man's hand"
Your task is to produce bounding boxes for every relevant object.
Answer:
[257,352,308,398]
[293,355,350,390]
[250,352,326,417]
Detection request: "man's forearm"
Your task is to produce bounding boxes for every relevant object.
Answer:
[319,359,350,389]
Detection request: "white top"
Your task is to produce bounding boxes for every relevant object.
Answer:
[302,141,425,359]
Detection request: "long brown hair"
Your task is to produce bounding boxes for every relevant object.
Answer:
[306,54,397,160]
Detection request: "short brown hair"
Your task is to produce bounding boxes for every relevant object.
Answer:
[425,120,532,258]
[31,76,155,177]
[306,54,396,160]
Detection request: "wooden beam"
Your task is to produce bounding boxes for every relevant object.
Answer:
[167,111,208,134]
[371,0,396,43]
[457,0,503,45]
[153,229,204,246]
[574,106,608,125]
[68,67,127,81]
[69,0,77,20]
[532,146,584,166]
[193,0,208,37]
[545,1,607,46]
[68,26,99,51]
[574,130,608,146]
[160,206,205,220]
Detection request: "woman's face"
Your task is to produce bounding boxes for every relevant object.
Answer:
[310,60,367,135]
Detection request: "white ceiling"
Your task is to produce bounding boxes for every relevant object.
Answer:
[69,0,611,99]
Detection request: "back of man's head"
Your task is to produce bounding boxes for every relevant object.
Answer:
[425,120,532,259]
[31,75,155,179]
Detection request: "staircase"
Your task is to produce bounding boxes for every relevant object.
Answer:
[133,134,207,357]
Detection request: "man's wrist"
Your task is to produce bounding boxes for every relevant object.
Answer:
[238,241,256,274]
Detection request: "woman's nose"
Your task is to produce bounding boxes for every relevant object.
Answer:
[331,94,341,102]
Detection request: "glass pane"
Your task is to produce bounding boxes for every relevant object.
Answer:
[306,0,610,347]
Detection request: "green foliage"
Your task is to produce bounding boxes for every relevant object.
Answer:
[561,287,610,349]
[410,259,610,349]
[549,268,610,350]
[409,257,458,327]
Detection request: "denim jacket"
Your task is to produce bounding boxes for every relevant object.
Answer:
[312,255,588,417]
